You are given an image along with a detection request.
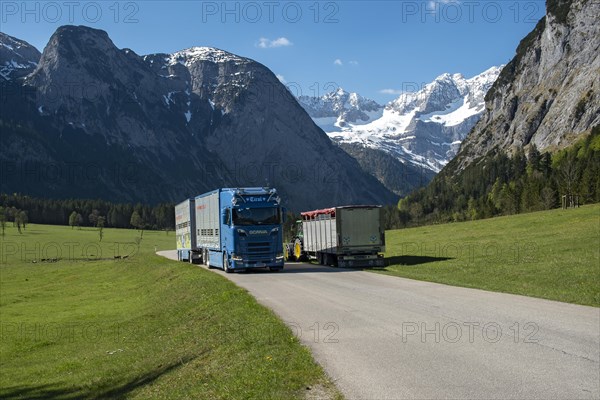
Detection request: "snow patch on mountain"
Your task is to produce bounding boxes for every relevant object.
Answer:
[167,47,249,67]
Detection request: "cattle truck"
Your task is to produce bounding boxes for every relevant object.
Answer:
[287,205,385,267]
[176,188,285,272]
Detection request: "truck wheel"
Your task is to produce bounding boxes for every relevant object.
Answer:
[223,253,232,273]
[206,250,213,269]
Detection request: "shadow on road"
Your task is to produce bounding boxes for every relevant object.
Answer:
[238,262,356,274]
[203,257,455,275]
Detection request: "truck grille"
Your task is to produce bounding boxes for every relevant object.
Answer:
[246,242,272,260]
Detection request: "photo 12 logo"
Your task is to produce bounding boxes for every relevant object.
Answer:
[1,1,140,24]
[401,321,540,344]
[0,241,138,263]
[200,1,340,24]
[400,1,542,24]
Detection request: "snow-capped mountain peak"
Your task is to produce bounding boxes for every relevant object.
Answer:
[297,88,383,131]
[298,66,503,173]
[0,32,41,81]
[167,46,249,67]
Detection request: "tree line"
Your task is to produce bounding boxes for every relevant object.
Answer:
[385,126,600,229]
[0,194,175,232]
[3,127,597,234]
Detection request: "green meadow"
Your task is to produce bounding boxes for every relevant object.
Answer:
[382,204,600,306]
[0,225,339,399]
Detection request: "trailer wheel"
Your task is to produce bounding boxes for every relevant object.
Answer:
[223,252,232,273]
[323,253,337,267]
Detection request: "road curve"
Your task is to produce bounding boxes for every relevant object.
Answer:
[157,251,600,399]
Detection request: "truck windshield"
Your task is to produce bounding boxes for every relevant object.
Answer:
[233,207,280,226]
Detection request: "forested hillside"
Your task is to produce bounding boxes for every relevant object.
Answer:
[389,127,600,227]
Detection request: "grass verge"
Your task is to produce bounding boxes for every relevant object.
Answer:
[380,204,600,307]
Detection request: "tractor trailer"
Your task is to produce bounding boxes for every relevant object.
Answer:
[176,188,285,272]
[286,205,385,267]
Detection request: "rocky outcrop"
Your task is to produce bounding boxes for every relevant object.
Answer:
[455,0,600,169]
[338,143,435,197]
[0,26,397,210]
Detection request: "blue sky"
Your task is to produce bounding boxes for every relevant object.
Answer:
[1,0,546,103]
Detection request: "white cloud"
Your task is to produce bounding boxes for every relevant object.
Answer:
[271,37,292,47]
[349,60,359,65]
[276,74,286,83]
[257,37,293,48]
[333,59,343,66]
[379,89,403,95]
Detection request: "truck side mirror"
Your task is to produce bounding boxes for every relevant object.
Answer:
[281,207,287,223]
[223,208,231,225]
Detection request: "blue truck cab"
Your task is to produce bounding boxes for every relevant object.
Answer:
[178,187,285,272]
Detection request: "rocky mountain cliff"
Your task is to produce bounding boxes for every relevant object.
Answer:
[299,67,502,174]
[454,0,600,170]
[337,143,436,196]
[0,26,397,211]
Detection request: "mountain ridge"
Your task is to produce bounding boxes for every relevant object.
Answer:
[0,26,397,210]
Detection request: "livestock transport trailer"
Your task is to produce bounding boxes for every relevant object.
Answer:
[176,188,285,272]
[293,205,385,267]
[175,198,196,262]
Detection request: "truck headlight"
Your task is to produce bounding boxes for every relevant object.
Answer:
[276,253,284,260]
[231,253,243,261]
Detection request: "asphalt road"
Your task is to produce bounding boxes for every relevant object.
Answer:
[158,251,600,399]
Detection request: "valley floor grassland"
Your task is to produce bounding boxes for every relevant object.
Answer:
[0,225,340,399]
[381,203,600,307]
